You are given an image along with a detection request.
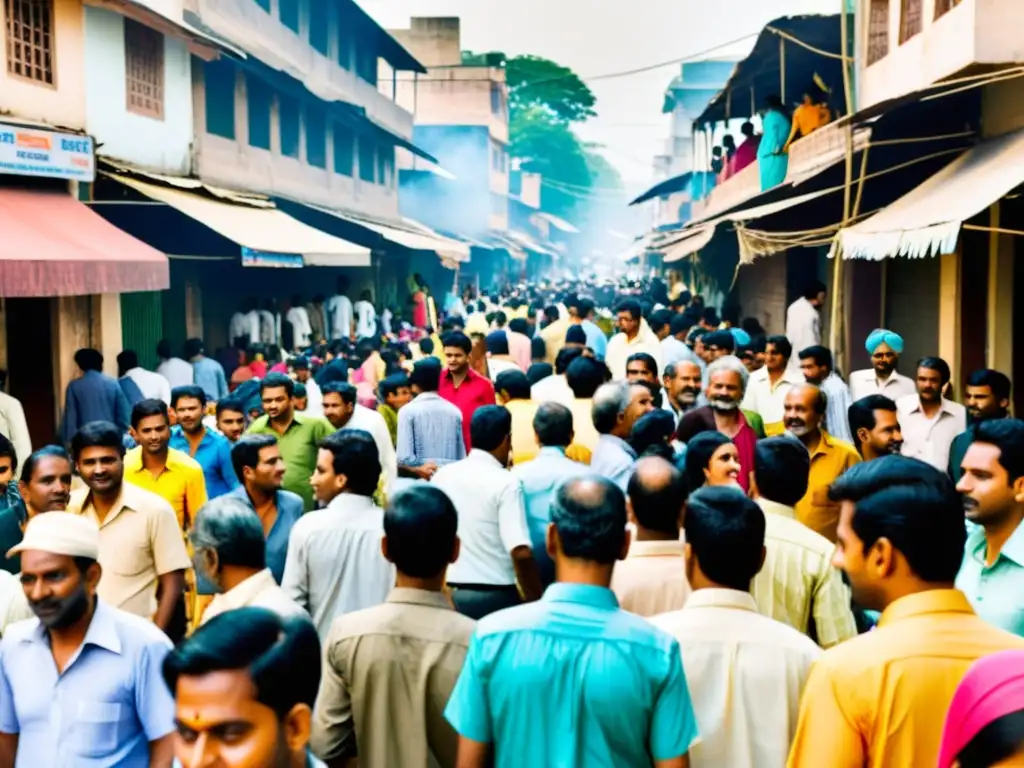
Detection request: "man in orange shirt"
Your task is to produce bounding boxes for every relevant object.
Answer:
[787,456,1024,768]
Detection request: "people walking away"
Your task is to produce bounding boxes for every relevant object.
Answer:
[156,339,194,390]
[169,385,239,500]
[590,381,653,491]
[444,476,699,768]
[897,357,966,471]
[849,329,916,401]
[531,347,582,408]
[950,369,1012,481]
[0,387,31,478]
[185,338,228,403]
[848,394,904,460]
[787,282,826,361]
[60,347,132,445]
[328,276,355,341]
[798,345,853,443]
[118,349,171,405]
[652,486,820,768]
[311,485,474,768]
[432,406,542,619]
[787,457,1024,767]
[397,359,465,481]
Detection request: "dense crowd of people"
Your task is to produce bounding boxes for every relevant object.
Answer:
[0,275,1021,767]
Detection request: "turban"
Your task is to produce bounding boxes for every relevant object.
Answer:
[865,329,904,355]
[729,328,752,347]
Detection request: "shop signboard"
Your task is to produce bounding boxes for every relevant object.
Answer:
[0,122,95,182]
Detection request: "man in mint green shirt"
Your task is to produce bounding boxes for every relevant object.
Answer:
[956,418,1024,636]
[246,373,334,511]
[444,475,698,767]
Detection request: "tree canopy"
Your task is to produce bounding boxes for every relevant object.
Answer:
[506,55,597,124]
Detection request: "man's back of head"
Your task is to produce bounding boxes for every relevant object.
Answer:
[551,477,628,571]
[754,437,810,508]
[627,457,687,536]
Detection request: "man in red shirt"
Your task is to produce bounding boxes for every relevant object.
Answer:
[438,331,496,450]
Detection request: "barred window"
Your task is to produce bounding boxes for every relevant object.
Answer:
[899,0,922,44]
[5,0,54,85]
[934,0,961,19]
[867,0,890,65]
[124,20,164,119]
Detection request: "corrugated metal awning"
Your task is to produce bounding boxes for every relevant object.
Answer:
[111,176,371,267]
[833,128,1024,260]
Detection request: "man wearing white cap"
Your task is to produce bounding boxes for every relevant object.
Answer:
[0,512,176,767]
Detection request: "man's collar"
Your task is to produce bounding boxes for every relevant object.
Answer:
[600,434,637,458]
[877,589,974,627]
[219,569,277,610]
[466,449,504,469]
[543,582,619,610]
[76,484,136,528]
[386,587,455,610]
[756,497,796,519]
[968,519,1024,568]
[28,600,122,655]
[685,588,758,613]
[325,493,379,516]
[627,539,684,558]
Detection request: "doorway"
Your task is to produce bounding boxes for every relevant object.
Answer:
[5,299,56,446]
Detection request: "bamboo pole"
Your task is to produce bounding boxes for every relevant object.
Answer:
[831,0,854,373]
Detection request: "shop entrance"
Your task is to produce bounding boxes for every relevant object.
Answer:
[5,298,57,446]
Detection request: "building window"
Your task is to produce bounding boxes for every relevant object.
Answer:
[305,106,326,168]
[204,59,236,139]
[867,0,890,65]
[4,0,54,85]
[124,20,164,119]
[490,83,504,118]
[337,26,352,69]
[246,75,271,150]
[899,0,922,43]
[355,41,377,86]
[491,140,507,173]
[279,0,299,33]
[279,93,300,158]
[333,123,354,176]
[253,0,269,12]
[309,0,328,55]
[934,0,961,18]
[376,144,394,186]
[358,136,375,182]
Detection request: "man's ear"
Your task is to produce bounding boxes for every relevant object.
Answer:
[282,704,312,753]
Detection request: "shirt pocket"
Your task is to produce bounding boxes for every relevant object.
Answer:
[72,700,123,758]
[108,539,152,578]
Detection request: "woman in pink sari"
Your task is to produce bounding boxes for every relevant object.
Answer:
[352,339,385,409]
[409,273,428,330]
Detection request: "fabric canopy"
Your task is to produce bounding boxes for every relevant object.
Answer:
[661,225,716,263]
[0,188,168,297]
[113,176,371,266]
[834,128,1024,260]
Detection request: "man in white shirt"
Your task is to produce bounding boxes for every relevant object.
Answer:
[742,335,803,436]
[228,299,260,347]
[353,290,377,340]
[292,358,322,416]
[849,329,916,401]
[327,277,355,341]
[156,339,194,389]
[431,405,542,619]
[785,281,825,365]
[321,382,396,493]
[605,299,663,382]
[652,485,821,768]
[282,431,394,640]
[896,356,966,471]
[0,390,31,476]
[531,347,581,408]
[285,296,313,351]
[117,350,171,405]
[485,331,521,380]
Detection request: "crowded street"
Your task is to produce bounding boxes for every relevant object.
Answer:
[2,0,1024,766]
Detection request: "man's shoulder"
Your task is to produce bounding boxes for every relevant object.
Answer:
[105,603,175,652]
[167,447,203,472]
[328,599,475,647]
[765,513,835,559]
[246,415,271,432]
[823,432,860,461]
[120,482,178,516]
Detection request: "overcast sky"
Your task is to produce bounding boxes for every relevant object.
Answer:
[364,0,840,192]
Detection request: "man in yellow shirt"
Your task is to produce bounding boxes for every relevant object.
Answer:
[787,456,1024,768]
[784,384,860,543]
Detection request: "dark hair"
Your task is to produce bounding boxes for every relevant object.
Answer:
[972,419,1024,483]
[629,410,676,458]
[701,307,720,326]
[318,430,381,497]
[798,345,833,370]
[966,369,1012,402]
[526,362,553,386]
[956,709,1024,768]
[409,359,442,393]
[0,434,15,471]
[551,476,627,564]
[626,352,659,379]
[533,402,574,448]
[647,309,674,335]
[685,486,765,590]
[320,382,356,406]
[231,434,278,483]
[441,331,472,355]
[73,348,104,373]
[803,280,827,300]
[766,335,793,360]
[260,372,295,398]
[627,457,687,536]
[470,405,512,452]
[555,347,583,375]
[754,437,810,507]
[418,337,434,355]
[848,394,898,441]
[171,385,207,409]
[20,445,71,484]
[576,297,595,318]
[566,357,607,399]
[918,356,952,386]
[531,336,547,361]
[543,305,560,323]
[131,398,170,430]
[216,398,246,418]
[509,318,529,336]
[828,456,966,581]
[565,325,587,345]
[683,431,733,491]
[156,339,174,360]
[384,486,458,578]
[614,299,642,320]
[116,350,139,377]
[162,608,321,718]
[184,338,205,359]
[492,310,508,328]
[293,382,308,399]
[379,374,410,402]
[495,370,530,401]
[70,421,126,461]
[485,331,510,356]
[669,313,693,337]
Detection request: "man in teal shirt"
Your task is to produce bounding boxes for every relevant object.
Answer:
[956,418,1024,636]
[246,373,334,511]
[444,475,698,767]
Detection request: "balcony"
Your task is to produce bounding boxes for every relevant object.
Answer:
[859,0,1024,111]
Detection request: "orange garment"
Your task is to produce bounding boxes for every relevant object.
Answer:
[792,103,832,139]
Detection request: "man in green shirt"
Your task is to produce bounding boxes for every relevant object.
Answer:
[246,373,334,510]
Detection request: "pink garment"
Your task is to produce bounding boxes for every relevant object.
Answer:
[732,412,758,493]
[505,329,532,372]
[733,135,761,174]
[412,291,428,329]
[269,362,288,374]
[937,650,1024,768]
[248,360,268,378]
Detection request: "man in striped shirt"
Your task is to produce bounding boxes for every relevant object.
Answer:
[396,358,465,481]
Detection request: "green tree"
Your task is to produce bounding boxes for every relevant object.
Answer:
[506,55,597,124]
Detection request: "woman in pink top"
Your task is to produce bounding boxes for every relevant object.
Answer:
[732,120,761,175]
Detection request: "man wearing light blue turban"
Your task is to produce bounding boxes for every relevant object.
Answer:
[848,328,917,402]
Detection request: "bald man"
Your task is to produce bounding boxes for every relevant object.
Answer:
[849,329,916,401]
[783,383,861,542]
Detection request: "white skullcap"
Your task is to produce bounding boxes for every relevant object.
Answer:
[8,512,100,560]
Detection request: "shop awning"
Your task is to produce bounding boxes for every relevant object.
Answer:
[833,128,1024,260]
[112,176,371,267]
[0,188,168,297]
[532,211,579,234]
[661,225,716,262]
